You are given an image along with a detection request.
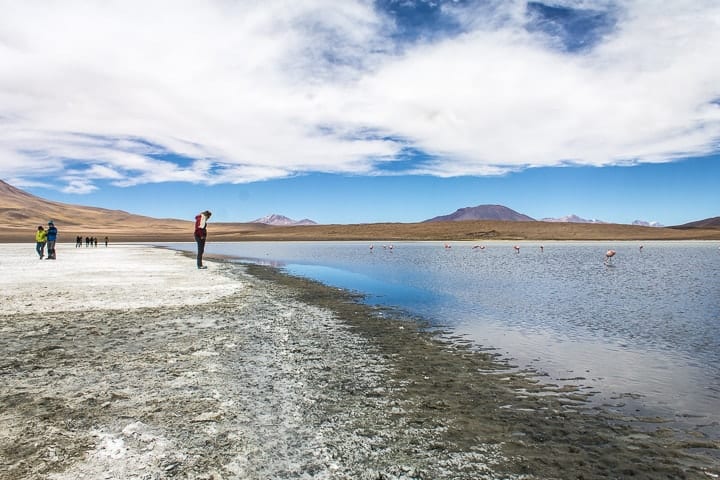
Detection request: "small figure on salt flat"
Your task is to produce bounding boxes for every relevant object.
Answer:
[604,249,616,264]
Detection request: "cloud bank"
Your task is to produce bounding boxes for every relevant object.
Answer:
[1,0,719,192]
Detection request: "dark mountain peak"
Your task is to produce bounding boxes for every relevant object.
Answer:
[294,218,318,226]
[424,204,535,223]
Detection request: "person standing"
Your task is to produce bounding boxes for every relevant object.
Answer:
[35,226,47,259]
[46,221,58,260]
[194,210,212,269]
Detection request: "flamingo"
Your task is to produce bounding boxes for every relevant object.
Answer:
[605,249,616,263]
[513,245,520,254]
[540,245,544,253]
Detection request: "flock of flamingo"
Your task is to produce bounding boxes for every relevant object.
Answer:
[367,243,633,264]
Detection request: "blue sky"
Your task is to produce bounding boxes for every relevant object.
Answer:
[1,0,719,225]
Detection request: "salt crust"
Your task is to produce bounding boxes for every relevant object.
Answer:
[0,243,241,315]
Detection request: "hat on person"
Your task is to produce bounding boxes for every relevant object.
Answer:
[202,210,212,216]
[48,220,54,225]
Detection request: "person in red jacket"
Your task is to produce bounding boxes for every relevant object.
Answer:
[194,210,212,269]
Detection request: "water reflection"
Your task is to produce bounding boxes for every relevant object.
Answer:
[283,263,442,308]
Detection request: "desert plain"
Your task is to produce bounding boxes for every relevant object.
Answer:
[2,218,720,244]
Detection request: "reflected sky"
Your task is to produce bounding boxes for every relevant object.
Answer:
[282,263,442,310]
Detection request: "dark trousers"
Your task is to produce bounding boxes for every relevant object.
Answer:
[36,241,46,258]
[195,234,206,267]
[46,240,56,259]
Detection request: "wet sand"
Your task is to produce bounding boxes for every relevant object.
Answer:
[0,244,717,479]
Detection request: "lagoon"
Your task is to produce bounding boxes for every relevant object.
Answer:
[165,240,720,437]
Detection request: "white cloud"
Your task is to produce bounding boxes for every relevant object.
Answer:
[0,0,718,191]
[61,179,99,195]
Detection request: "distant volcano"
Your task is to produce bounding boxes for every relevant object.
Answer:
[424,204,535,222]
[251,214,317,226]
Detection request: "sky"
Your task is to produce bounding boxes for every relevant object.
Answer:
[1,0,719,226]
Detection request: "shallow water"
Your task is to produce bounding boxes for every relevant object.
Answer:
[165,240,720,434]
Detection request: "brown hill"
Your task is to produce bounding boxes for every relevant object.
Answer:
[2,180,720,242]
[673,216,720,229]
[0,179,180,227]
[0,180,267,242]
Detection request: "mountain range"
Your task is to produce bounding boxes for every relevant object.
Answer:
[631,219,664,227]
[252,214,318,226]
[424,204,666,227]
[542,215,663,227]
[540,214,606,224]
[0,180,718,242]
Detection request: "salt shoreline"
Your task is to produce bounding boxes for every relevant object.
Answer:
[1,244,717,479]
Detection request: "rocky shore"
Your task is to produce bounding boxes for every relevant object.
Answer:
[0,244,717,479]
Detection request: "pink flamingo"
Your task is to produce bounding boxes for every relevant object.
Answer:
[513,245,520,254]
[605,249,616,263]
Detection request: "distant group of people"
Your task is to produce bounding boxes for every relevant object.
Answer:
[34,220,110,260]
[75,236,108,248]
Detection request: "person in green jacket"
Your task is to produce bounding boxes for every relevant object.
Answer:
[35,225,47,259]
